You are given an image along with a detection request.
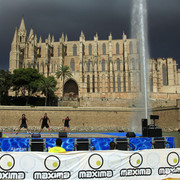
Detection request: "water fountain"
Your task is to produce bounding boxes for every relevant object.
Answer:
[130,0,151,132]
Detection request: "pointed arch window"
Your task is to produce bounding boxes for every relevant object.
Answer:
[102,60,105,71]
[58,47,60,56]
[117,59,120,71]
[102,43,106,55]
[87,60,91,72]
[89,44,92,55]
[113,75,116,92]
[70,59,75,71]
[131,58,136,70]
[116,43,119,54]
[163,64,167,85]
[28,62,31,68]
[129,42,133,54]
[117,75,121,92]
[123,75,126,92]
[150,76,153,92]
[87,75,90,93]
[92,75,95,92]
[73,44,77,56]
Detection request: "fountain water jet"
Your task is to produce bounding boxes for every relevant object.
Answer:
[130,0,151,132]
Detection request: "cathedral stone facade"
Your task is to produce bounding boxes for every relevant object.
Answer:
[9,18,180,106]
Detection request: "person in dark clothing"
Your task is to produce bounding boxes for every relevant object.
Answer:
[39,113,52,135]
[62,116,71,134]
[16,114,31,135]
[109,141,116,150]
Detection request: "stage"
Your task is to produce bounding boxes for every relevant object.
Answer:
[0,132,175,152]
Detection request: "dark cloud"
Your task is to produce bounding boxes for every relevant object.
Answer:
[0,0,180,69]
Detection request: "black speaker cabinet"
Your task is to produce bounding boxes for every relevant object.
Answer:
[150,115,159,119]
[30,139,45,152]
[0,132,2,138]
[126,132,136,138]
[147,128,162,137]
[76,138,90,151]
[142,119,148,128]
[116,138,129,151]
[58,132,67,138]
[152,137,166,149]
[142,128,148,137]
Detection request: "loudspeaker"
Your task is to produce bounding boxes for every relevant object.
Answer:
[150,115,159,119]
[152,137,166,149]
[31,133,41,138]
[58,132,67,138]
[142,119,148,128]
[0,132,2,138]
[75,138,90,151]
[115,138,129,151]
[147,128,162,137]
[142,128,148,137]
[30,139,45,152]
[126,132,136,138]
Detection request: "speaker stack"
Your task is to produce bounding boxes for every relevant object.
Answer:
[142,115,162,137]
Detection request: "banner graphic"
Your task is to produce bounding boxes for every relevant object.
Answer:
[0,149,180,180]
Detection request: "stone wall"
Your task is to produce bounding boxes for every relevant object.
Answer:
[0,106,179,132]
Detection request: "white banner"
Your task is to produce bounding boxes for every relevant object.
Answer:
[0,149,180,180]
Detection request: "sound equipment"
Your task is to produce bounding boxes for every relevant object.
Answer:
[142,119,148,128]
[150,115,159,119]
[29,138,45,152]
[142,128,148,137]
[147,128,162,137]
[152,137,166,149]
[115,138,129,151]
[0,132,2,138]
[58,132,67,138]
[142,119,148,137]
[75,138,90,151]
[31,133,41,138]
[126,132,136,138]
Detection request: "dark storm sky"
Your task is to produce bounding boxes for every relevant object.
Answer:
[0,0,180,70]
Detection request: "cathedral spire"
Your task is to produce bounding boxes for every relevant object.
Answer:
[39,36,42,43]
[65,34,68,42]
[28,28,34,41]
[34,34,37,45]
[12,27,18,43]
[19,17,26,31]
[122,32,127,40]
[48,34,51,43]
[80,30,85,41]
[109,32,112,41]
[52,35,55,43]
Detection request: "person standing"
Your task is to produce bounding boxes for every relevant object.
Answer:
[48,138,66,153]
[16,114,31,135]
[62,116,71,134]
[39,113,52,135]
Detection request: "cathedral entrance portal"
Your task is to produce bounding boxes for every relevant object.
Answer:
[64,79,78,98]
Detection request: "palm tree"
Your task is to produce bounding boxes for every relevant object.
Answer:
[38,76,58,106]
[56,65,72,98]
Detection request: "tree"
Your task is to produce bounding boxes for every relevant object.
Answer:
[12,68,42,104]
[38,76,58,106]
[0,70,12,104]
[56,65,72,97]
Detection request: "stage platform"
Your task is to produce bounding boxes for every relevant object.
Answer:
[0,132,175,152]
